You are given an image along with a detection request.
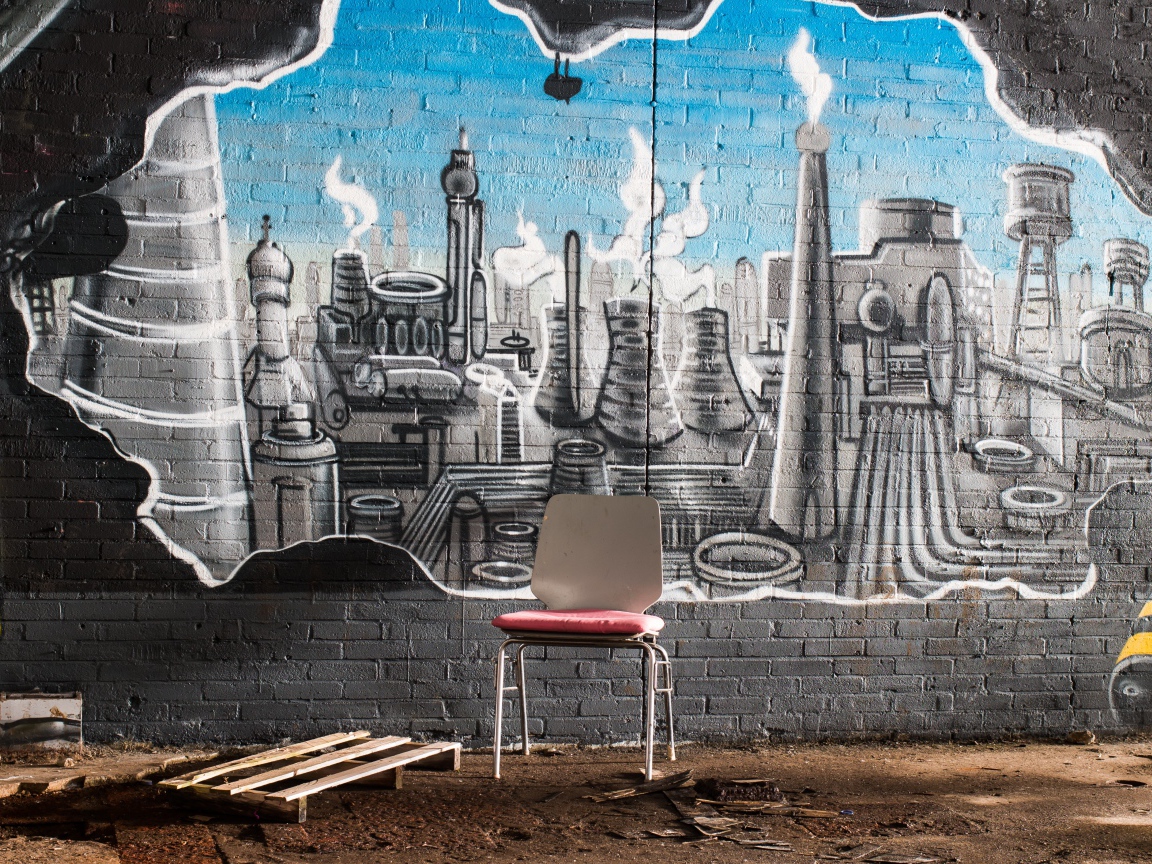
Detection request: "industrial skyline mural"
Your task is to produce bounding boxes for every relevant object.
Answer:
[11,0,1152,699]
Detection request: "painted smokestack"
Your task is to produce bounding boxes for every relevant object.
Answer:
[767,121,839,542]
[441,127,486,364]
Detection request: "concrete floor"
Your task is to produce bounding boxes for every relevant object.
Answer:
[0,739,1150,863]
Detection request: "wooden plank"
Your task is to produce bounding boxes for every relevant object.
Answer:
[404,742,461,772]
[160,732,370,790]
[342,765,403,789]
[217,736,410,794]
[180,784,305,823]
[270,742,461,802]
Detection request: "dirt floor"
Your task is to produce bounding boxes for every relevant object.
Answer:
[0,739,1150,864]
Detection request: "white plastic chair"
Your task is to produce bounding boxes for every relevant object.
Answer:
[491,494,675,780]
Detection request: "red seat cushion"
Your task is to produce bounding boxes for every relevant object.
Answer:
[492,609,664,636]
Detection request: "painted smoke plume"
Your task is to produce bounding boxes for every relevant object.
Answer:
[492,210,564,316]
[324,155,379,249]
[788,28,832,124]
[591,127,713,305]
[589,128,662,275]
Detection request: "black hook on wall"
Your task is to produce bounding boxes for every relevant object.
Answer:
[544,52,582,103]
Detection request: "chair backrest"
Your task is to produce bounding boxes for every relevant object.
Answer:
[531,494,663,613]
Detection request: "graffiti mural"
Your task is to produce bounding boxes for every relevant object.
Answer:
[8,0,1152,638]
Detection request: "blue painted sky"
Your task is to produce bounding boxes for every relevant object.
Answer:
[215,0,1149,293]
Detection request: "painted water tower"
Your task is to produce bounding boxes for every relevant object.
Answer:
[1105,238,1149,311]
[1003,164,1074,366]
[1080,238,1152,399]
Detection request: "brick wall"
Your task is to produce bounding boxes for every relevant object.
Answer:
[0,0,1150,746]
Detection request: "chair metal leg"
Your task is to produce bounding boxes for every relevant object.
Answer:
[642,643,657,781]
[515,643,531,755]
[653,641,676,761]
[493,641,508,780]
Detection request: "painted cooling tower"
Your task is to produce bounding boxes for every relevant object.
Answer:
[60,95,252,585]
[767,121,839,542]
[596,297,683,448]
[673,307,753,433]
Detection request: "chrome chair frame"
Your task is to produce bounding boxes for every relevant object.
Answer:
[493,630,675,781]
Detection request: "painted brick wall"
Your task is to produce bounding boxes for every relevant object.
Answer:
[0,0,1150,748]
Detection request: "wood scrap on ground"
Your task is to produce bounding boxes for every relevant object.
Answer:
[681,817,794,849]
[600,776,839,849]
[684,815,742,836]
[701,801,841,817]
[819,845,941,863]
[584,769,693,802]
[690,776,840,817]
[664,785,717,818]
[695,777,783,802]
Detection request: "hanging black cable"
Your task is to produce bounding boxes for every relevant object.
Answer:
[643,0,659,497]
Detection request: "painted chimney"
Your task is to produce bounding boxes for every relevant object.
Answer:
[767,121,839,542]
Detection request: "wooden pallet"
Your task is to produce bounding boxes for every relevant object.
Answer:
[159,732,461,823]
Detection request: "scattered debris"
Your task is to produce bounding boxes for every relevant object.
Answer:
[820,847,939,863]
[682,836,721,847]
[0,742,1134,862]
[696,777,783,802]
[1065,730,1096,745]
[701,799,840,818]
[685,815,743,835]
[647,827,690,838]
[826,844,884,859]
[608,829,647,840]
[726,830,793,850]
[585,768,694,802]
[0,835,118,864]
[793,807,842,818]
[672,815,800,850]
[664,786,717,818]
